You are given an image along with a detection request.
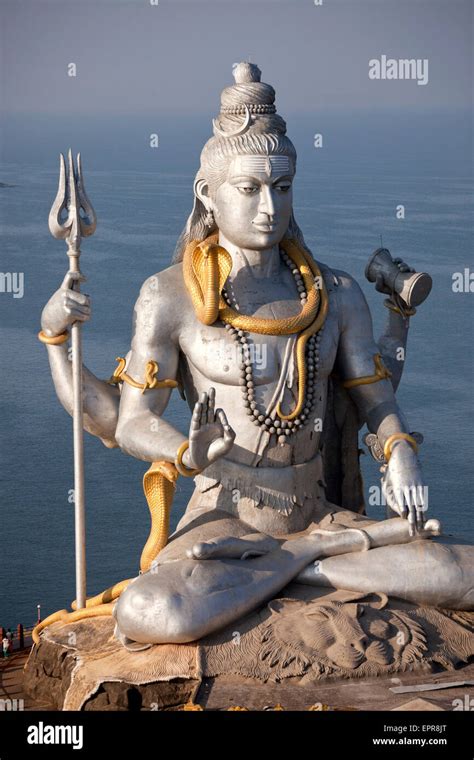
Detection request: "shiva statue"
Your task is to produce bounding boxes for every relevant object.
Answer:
[36,63,473,649]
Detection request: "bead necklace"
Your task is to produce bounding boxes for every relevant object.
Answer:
[222,248,324,444]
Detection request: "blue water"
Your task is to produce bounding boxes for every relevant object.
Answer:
[0,163,473,628]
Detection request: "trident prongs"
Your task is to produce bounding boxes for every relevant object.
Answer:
[48,149,97,258]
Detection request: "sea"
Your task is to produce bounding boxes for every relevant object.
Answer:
[1,111,473,627]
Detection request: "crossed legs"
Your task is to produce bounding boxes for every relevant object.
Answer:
[113,505,472,646]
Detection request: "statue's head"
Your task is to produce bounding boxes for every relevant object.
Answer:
[173,62,306,261]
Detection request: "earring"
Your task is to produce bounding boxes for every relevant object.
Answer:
[205,209,215,228]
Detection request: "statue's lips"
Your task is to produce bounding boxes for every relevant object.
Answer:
[252,222,278,232]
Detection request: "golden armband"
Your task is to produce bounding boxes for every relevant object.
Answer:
[108,356,179,394]
[342,353,392,389]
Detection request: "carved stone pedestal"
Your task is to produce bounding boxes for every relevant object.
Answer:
[23,585,474,711]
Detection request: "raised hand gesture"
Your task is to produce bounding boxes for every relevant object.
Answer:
[185,388,236,471]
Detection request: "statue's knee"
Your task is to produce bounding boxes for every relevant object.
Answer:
[114,576,192,644]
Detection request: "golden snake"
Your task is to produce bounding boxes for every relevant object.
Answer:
[32,234,328,645]
[183,233,329,419]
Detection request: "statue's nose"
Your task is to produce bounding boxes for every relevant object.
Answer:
[258,185,276,217]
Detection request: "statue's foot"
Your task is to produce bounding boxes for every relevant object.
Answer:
[186,533,280,560]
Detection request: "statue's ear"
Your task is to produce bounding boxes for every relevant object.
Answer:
[194,177,211,210]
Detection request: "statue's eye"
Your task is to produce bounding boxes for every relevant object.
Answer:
[238,186,258,195]
[275,183,291,193]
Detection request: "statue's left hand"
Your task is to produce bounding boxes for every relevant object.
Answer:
[382,441,426,535]
[375,258,415,294]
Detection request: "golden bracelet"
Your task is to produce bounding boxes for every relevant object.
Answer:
[383,433,418,463]
[38,329,69,345]
[384,299,417,318]
[342,353,392,389]
[174,440,202,477]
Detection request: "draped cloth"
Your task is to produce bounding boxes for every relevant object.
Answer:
[194,452,326,517]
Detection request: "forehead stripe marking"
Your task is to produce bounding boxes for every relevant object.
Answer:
[239,156,291,172]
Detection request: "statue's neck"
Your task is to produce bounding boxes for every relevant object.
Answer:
[218,231,282,282]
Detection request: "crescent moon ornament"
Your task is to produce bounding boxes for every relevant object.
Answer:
[213,105,251,137]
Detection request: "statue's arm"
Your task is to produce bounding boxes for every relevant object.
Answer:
[43,342,120,448]
[334,271,426,529]
[40,272,120,448]
[334,271,410,441]
[114,273,188,463]
[370,256,422,393]
[376,308,409,393]
[373,255,418,393]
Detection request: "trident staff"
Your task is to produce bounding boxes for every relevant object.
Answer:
[47,150,97,609]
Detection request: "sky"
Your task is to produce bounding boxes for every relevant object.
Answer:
[1,0,472,118]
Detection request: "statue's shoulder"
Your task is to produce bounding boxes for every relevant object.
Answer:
[315,262,367,324]
[313,260,358,295]
[135,262,186,310]
[133,262,187,336]
[314,259,342,293]
[138,261,184,299]
[319,264,365,299]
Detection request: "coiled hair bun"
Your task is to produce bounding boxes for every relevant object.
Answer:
[213,62,287,138]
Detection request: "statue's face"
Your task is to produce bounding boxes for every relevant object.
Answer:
[211,154,294,249]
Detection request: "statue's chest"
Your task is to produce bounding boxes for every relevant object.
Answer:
[179,294,340,388]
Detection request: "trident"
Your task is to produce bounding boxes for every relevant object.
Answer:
[49,150,97,610]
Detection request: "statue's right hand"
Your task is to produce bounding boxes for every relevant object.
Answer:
[185,388,236,471]
[41,271,91,337]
